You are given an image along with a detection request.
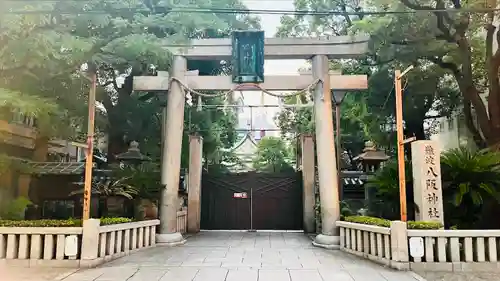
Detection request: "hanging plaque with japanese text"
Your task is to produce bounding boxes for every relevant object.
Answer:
[410,140,444,225]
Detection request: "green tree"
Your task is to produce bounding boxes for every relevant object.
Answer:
[364,160,413,220]
[252,137,294,172]
[0,1,259,165]
[276,0,462,155]
[352,0,500,148]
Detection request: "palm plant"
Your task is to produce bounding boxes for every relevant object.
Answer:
[70,177,138,199]
[441,147,500,206]
[441,147,500,229]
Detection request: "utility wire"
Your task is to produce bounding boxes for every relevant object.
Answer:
[4,5,500,15]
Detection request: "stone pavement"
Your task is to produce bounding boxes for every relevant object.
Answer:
[59,232,423,281]
[0,266,77,281]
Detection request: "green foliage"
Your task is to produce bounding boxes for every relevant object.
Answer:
[0,219,79,227]
[1,0,259,161]
[185,97,239,168]
[112,162,160,200]
[69,177,138,199]
[350,0,500,146]
[408,221,444,230]
[0,217,132,227]
[274,95,314,140]
[276,0,462,155]
[441,147,500,206]
[440,147,500,229]
[0,154,31,176]
[344,216,391,227]
[0,197,32,220]
[99,217,133,225]
[344,215,442,229]
[365,160,412,219]
[0,88,71,137]
[340,200,354,218]
[252,136,294,172]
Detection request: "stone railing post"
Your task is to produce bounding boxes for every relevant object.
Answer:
[390,221,409,263]
[81,219,100,263]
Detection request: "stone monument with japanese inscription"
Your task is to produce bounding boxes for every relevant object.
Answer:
[411,140,444,225]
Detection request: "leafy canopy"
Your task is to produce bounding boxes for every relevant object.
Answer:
[252,136,294,172]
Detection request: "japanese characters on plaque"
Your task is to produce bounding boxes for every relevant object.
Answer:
[410,141,444,225]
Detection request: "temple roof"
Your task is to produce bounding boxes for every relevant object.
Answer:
[353,141,390,162]
[220,132,257,153]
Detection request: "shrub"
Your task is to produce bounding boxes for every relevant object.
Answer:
[99,217,133,225]
[0,217,133,227]
[0,196,32,220]
[0,219,80,227]
[343,215,442,229]
[407,221,443,229]
[344,215,391,227]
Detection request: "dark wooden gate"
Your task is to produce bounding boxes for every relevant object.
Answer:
[200,171,303,230]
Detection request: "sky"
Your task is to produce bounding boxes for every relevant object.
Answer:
[236,0,307,136]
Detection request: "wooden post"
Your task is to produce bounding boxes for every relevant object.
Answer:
[395,70,407,222]
[83,71,96,220]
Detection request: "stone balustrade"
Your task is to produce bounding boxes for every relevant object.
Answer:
[408,229,500,271]
[177,209,187,234]
[0,226,83,267]
[337,221,409,269]
[95,220,159,263]
[337,220,500,272]
[0,211,195,268]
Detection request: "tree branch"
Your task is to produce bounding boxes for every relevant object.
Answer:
[400,0,456,42]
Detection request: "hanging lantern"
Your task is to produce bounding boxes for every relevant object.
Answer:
[231,30,265,84]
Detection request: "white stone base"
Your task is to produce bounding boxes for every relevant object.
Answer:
[156,232,186,246]
[312,234,340,250]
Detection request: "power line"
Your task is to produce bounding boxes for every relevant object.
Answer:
[4,5,500,15]
[380,85,395,112]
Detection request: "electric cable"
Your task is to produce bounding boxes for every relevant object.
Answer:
[3,4,500,15]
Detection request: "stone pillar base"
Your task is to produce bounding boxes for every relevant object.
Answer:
[312,234,340,250]
[156,232,186,246]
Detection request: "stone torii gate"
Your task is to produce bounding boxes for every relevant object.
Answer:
[133,34,369,248]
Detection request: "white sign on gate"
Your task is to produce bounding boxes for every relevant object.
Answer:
[233,192,248,199]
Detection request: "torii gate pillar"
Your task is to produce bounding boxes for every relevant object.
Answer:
[157,55,187,245]
[312,55,341,249]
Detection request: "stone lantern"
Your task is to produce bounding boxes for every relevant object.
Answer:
[115,141,151,166]
[353,141,390,173]
[115,141,155,219]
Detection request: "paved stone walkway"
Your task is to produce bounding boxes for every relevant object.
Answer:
[61,232,423,281]
[0,266,77,281]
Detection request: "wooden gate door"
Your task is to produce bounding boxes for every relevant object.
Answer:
[200,173,252,230]
[251,172,303,230]
[201,171,303,230]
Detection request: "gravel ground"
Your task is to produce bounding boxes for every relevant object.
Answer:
[416,271,500,281]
